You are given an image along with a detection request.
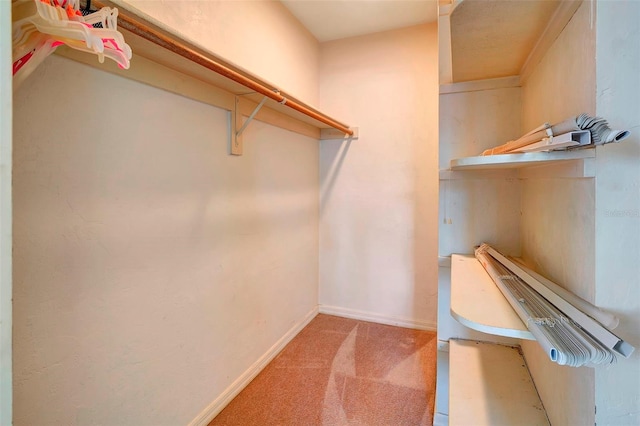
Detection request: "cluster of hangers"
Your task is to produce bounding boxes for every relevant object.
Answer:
[12,0,132,89]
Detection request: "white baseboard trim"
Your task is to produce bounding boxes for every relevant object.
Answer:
[188,306,319,426]
[318,305,437,331]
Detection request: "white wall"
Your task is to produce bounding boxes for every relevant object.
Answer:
[594,1,640,424]
[0,1,12,424]
[12,52,319,424]
[11,2,323,423]
[318,24,439,329]
[439,87,523,258]
[118,0,320,105]
[519,3,596,425]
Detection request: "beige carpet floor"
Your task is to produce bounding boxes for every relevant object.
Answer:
[210,314,437,425]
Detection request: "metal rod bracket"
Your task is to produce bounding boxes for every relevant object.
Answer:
[237,96,268,137]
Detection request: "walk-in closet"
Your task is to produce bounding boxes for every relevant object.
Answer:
[1,0,638,425]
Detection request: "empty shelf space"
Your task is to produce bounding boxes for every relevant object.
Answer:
[451,254,534,340]
[449,149,595,177]
[449,340,549,426]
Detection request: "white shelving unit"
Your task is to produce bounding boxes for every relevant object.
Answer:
[448,255,549,425]
[442,149,596,180]
[450,149,594,170]
[437,1,640,425]
[450,254,533,340]
[449,340,549,426]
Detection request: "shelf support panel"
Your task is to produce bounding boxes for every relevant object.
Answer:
[231,95,269,156]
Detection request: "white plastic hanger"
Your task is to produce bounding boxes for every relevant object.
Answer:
[12,0,132,89]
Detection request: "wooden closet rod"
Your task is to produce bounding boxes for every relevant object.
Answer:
[93,1,354,136]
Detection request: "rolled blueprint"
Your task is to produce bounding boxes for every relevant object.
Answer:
[482,113,631,155]
[505,256,619,330]
[474,244,626,367]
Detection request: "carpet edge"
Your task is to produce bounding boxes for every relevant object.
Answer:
[188,305,320,426]
[319,305,437,331]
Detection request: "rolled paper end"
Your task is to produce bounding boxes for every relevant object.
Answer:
[612,130,630,142]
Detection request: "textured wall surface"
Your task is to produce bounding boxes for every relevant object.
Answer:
[13,55,319,425]
[519,3,596,425]
[318,24,439,328]
[118,0,320,105]
[438,87,523,259]
[594,1,640,424]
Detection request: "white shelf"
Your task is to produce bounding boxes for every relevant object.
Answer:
[449,340,549,426]
[450,254,534,340]
[449,149,595,177]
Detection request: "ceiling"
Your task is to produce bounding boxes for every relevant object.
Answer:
[280,0,566,83]
[281,0,438,43]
